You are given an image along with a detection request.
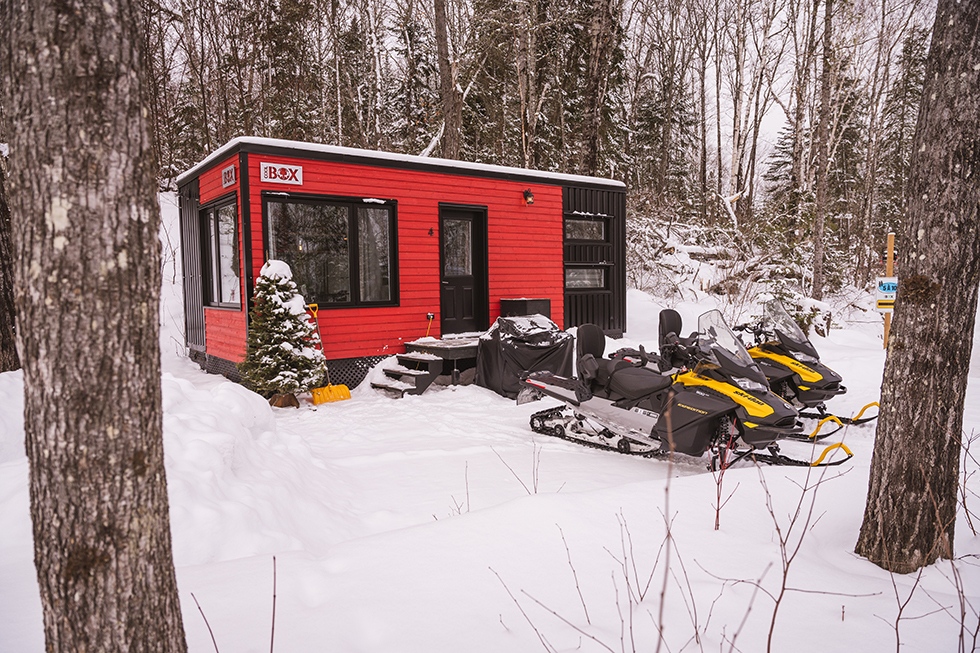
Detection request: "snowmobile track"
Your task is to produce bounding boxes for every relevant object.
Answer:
[528,406,666,458]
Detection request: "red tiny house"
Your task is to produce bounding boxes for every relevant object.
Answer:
[178,138,625,386]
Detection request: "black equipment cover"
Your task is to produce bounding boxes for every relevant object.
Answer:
[476,315,574,398]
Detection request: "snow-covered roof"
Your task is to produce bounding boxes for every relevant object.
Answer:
[175,136,626,189]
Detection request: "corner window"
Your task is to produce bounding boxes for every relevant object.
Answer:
[204,201,241,307]
[565,217,607,241]
[266,196,397,306]
[566,267,606,289]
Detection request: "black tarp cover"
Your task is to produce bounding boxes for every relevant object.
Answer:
[475,314,574,398]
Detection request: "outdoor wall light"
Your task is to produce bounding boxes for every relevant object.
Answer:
[523,189,534,205]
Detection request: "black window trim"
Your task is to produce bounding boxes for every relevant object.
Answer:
[564,264,612,291]
[563,213,610,242]
[261,191,400,309]
[201,193,242,310]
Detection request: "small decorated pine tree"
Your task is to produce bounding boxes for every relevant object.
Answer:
[238,260,326,403]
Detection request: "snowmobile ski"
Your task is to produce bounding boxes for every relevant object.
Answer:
[798,401,880,426]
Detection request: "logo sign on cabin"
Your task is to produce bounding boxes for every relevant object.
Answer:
[221,164,236,188]
[260,162,303,185]
[876,276,898,313]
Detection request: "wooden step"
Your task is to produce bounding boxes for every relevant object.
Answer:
[397,351,443,364]
[383,365,430,377]
[370,378,417,398]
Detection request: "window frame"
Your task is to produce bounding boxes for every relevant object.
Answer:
[565,266,609,290]
[201,195,242,309]
[262,192,399,308]
[564,215,609,242]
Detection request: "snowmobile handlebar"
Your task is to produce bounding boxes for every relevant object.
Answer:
[734,322,767,344]
[661,332,694,367]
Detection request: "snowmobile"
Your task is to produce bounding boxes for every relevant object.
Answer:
[734,299,878,436]
[517,309,853,469]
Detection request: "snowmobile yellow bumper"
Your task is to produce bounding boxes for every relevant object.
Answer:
[852,401,879,421]
[811,442,853,466]
[808,415,843,439]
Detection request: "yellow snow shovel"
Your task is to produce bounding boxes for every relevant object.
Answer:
[308,304,351,404]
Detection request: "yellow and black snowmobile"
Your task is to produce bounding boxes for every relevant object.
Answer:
[517,309,852,469]
[735,300,879,438]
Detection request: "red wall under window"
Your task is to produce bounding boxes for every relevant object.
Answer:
[199,155,248,363]
[197,152,564,362]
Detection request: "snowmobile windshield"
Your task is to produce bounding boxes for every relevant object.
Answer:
[763,301,820,359]
[696,310,768,387]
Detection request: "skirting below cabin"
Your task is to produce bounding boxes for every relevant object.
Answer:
[190,348,386,390]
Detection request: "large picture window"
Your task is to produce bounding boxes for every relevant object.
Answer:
[266,196,397,306]
[204,201,241,307]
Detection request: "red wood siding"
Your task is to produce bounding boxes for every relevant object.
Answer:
[244,154,564,360]
[199,155,248,362]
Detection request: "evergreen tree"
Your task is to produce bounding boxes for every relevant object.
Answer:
[239,260,327,399]
[390,0,439,154]
[874,27,929,239]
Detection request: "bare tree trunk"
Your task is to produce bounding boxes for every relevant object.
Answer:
[728,0,746,197]
[811,0,832,300]
[789,0,819,234]
[2,0,188,647]
[0,142,18,372]
[855,0,980,574]
[434,0,462,158]
[714,0,724,218]
[581,0,623,175]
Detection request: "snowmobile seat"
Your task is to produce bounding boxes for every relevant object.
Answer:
[659,309,697,368]
[576,323,606,360]
[575,323,672,399]
[659,309,684,350]
[603,365,672,400]
[576,323,606,383]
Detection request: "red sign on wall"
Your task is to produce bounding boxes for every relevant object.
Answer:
[221,164,236,188]
[260,162,303,185]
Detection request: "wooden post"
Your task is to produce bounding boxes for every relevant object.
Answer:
[883,232,895,349]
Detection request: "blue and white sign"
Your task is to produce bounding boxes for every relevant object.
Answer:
[876,276,898,313]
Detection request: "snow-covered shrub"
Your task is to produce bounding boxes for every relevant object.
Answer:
[238,260,326,398]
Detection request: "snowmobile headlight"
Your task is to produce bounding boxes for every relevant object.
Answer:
[733,376,768,393]
[790,350,819,364]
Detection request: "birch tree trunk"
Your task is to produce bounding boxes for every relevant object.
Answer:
[2,0,188,647]
[788,0,819,233]
[854,0,980,573]
[811,0,832,300]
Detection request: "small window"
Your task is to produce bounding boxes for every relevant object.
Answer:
[566,267,606,289]
[266,196,397,306]
[205,201,241,307]
[565,217,607,241]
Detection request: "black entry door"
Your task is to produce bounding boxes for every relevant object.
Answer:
[440,208,488,334]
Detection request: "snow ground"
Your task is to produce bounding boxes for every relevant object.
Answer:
[1,195,979,652]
